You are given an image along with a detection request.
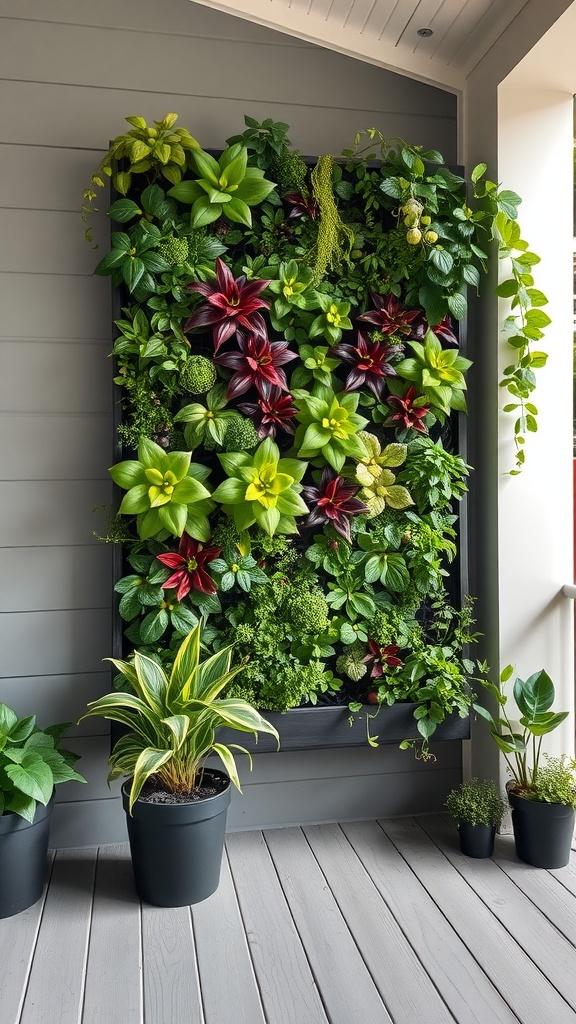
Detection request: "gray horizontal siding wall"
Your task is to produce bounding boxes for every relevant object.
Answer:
[0,0,457,848]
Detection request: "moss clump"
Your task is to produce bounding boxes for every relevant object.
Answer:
[180,355,217,395]
[157,235,189,266]
[223,415,259,452]
[270,149,309,195]
[284,591,329,635]
[116,372,173,451]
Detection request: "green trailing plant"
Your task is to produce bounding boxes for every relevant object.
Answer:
[473,666,569,792]
[82,113,199,243]
[81,623,279,811]
[308,154,354,284]
[445,778,506,827]
[0,704,86,822]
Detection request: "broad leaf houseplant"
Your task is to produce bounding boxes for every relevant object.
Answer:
[0,703,86,918]
[474,667,574,867]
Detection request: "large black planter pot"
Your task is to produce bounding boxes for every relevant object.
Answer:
[0,794,54,919]
[458,822,496,859]
[508,790,575,868]
[122,769,232,907]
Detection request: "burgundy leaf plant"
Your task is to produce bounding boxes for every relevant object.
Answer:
[363,640,403,679]
[215,333,297,400]
[238,386,297,438]
[384,385,430,434]
[184,257,270,353]
[331,329,403,400]
[358,292,421,338]
[302,466,368,542]
[156,533,222,599]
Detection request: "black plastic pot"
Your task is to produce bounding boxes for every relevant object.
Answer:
[122,769,232,907]
[0,794,54,919]
[509,789,575,868]
[458,822,496,858]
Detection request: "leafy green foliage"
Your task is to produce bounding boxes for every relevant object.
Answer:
[82,624,278,809]
[473,667,569,790]
[0,704,86,822]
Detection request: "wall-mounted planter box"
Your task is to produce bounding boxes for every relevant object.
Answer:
[218,704,470,753]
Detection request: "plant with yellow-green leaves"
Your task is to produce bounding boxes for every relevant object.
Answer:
[355,433,413,514]
[82,113,198,243]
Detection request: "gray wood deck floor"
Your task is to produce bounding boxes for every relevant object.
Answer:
[3,815,576,1024]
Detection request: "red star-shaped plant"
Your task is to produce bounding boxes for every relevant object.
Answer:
[412,314,458,347]
[358,293,421,337]
[215,333,297,400]
[285,192,319,219]
[384,385,430,434]
[363,641,403,679]
[156,533,222,599]
[331,330,403,400]
[302,467,368,542]
[184,257,270,353]
[238,386,297,438]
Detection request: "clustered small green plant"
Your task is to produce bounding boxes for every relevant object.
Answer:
[445,778,506,827]
[87,112,545,756]
[531,755,576,807]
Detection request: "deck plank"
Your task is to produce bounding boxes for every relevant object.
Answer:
[82,845,142,1024]
[142,903,203,1024]
[0,853,53,1024]
[20,848,97,1024]
[304,822,456,1024]
[191,850,266,1024]
[227,830,330,1024]
[420,815,576,1012]
[341,819,517,1024]
[264,826,394,1024]
[381,816,574,1024]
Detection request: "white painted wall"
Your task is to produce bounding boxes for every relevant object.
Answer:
[0,0,458,846]
[464,4,576,779]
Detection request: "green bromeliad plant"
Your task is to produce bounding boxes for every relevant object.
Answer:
[89,110,548,755]
[110,437,213,540]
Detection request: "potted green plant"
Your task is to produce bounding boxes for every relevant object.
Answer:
[445,778,506,858]
[0,704,86,918]
[81,622,279,906]
[474,667,573,867]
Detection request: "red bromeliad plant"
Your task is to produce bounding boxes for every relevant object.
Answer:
[358,293,421,338]
[331,330,403,400]
[215,333,297,399]
[156,533,222,599]
[184,257,270,353]
[302,467,368,542]
[238,386,297,438]
[384,385,430,434]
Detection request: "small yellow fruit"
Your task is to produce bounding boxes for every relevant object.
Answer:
[406,227,422,245]
[420,215,431,226]
[424,230,439,243]
[404,214,418,227]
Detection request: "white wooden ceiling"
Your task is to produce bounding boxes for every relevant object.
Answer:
[191,0,533,91]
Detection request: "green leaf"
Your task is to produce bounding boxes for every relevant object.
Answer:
[139,609,169,644]
[107,199,141,223]
[4,753,53,805]
[429,247,454,276]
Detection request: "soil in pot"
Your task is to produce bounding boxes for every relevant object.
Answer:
[458,822,496,858]
[122,768,231,907]
[508,788,574,868]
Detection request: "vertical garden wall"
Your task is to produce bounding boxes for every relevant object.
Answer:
[83,105,511,832]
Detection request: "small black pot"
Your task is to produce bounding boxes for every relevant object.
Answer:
[509,789,574,868]
[0,794,54,919]
[458,822,496,858]
[122,769,232,907]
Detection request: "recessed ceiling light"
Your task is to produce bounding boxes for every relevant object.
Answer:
[417,28,433,37]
